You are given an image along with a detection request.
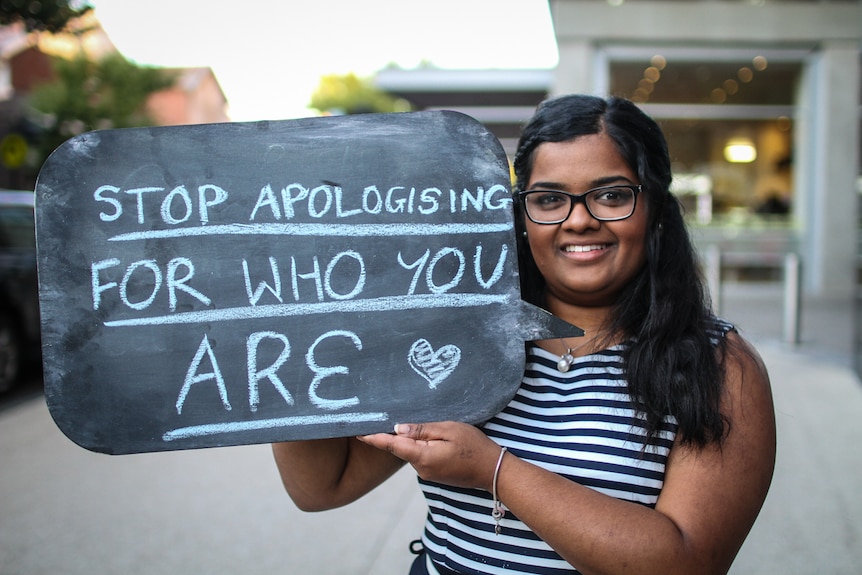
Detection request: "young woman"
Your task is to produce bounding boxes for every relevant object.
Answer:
[272,94,776,575]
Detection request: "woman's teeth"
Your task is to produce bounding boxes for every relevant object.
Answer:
[563,244,606,253]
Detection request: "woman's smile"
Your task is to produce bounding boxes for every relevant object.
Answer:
[561,242,612,255]
[562,244,613,257]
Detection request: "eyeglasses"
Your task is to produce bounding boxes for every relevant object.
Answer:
[519,185,642,224]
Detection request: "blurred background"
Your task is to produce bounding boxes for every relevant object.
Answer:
[0,1,860,573]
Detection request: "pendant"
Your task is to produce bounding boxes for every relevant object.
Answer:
[557,351,575,373]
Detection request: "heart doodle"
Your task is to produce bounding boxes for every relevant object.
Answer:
[408,339,461,389]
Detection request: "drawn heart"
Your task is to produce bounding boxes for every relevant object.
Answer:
[408,339,461,389]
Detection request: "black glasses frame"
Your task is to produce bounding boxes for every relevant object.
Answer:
[518,185,642,224]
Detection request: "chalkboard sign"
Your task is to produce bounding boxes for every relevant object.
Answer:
[35,111,582,455]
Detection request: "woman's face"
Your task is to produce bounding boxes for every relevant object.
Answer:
[524,133,650,310]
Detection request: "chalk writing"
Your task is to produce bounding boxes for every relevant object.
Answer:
[92,232,509,317]
[163,411,390,442]
[247,331,293,412]
[96,182,511,226]
[89,179,514,443]
[177,334,231,414]
[92,256,212,311]
[94,183,229,225]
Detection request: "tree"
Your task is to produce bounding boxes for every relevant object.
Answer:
[310,73,410,115]
[27,52,175,170]
[0,0,93,33]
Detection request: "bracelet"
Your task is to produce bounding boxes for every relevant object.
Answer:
[491,446,507,535]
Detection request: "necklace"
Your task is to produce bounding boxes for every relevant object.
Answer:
[557,348,576,373]
[555,330,608,373]
[556,337,591,373]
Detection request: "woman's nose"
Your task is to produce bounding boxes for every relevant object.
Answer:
[561,201,600,231]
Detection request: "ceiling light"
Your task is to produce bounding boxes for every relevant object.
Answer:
[724,138,757,163]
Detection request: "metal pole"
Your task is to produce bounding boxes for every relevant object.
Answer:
[783,252,802,345]
[705,245,722,315]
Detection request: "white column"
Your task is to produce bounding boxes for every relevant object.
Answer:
[551,40,593,97]
[800,42,860,298]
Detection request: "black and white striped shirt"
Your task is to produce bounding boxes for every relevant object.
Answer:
[418,343,683,574]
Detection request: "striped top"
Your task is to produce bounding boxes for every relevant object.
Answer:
[418,321,732,574]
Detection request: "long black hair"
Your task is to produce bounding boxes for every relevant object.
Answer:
[512,94,726,447]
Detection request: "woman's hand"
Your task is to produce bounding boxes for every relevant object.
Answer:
[359,421,501,491]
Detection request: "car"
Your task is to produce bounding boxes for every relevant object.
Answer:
[0,189,39,392]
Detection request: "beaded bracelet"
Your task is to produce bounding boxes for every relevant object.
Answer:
[491,446,507,535]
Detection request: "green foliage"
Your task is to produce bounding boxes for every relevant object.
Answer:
[310,73,410,115]
[0,0,93,33]
[28,52,175,164]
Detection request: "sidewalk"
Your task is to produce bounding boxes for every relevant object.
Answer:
[729,339,862,574]
[1,286,861,574]
[0,397,425,575]
[719,284,862,574]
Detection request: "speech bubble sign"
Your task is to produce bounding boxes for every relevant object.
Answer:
[35,111,581,455]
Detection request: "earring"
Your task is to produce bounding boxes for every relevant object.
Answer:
[522,231,528,237]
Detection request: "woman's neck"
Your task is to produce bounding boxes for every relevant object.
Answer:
[535,298,619,359]
[545,296,614,336]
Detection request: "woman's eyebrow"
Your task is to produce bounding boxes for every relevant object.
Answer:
[526,180,567,190]
[590,175,637,188]
[527,175,637,191]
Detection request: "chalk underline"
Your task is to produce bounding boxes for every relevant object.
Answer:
[162,411,389,442]
[104,292,511,327]
[109,222,513,241]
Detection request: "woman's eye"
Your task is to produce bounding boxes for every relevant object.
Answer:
[534,193,567,207]
[594,188,630,205]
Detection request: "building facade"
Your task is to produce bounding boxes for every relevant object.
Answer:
[549,0,861,302]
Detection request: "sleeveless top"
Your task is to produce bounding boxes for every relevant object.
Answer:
[418,319,734,575]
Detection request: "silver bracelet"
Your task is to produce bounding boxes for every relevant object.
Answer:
[491,446,507,535]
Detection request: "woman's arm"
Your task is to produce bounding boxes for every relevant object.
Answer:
[360,333,776,575]
[272,437,405,511]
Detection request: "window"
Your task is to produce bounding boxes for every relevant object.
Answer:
[608,52,802,226]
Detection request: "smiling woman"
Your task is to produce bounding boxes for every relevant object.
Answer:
[272,94,776,575]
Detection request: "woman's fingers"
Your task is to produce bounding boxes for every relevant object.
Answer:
[359,422,500,490]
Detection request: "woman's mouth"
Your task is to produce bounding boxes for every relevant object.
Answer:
[562,244,609,253]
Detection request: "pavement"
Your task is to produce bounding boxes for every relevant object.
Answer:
[1,283,861,575]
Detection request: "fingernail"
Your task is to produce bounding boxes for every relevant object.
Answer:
[394,423,408,435]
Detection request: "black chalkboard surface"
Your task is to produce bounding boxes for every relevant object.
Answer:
[35,111,582,455]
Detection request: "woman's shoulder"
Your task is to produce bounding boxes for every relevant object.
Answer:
[713,319,771,405]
